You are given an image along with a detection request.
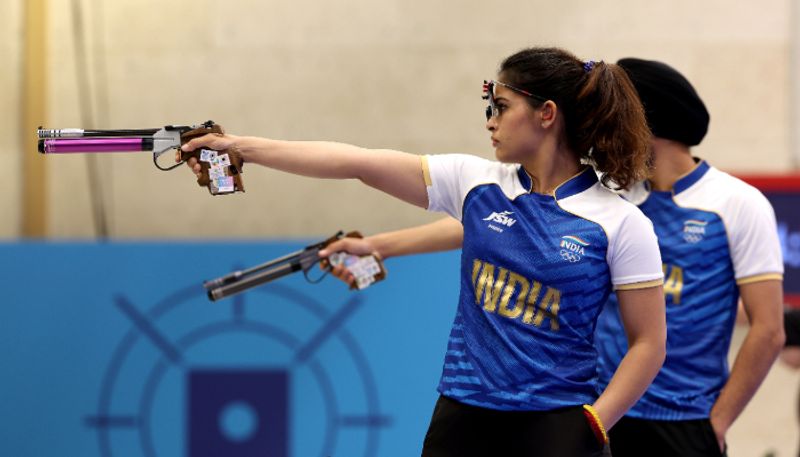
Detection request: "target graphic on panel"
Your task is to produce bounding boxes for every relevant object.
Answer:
[85,281,390,457]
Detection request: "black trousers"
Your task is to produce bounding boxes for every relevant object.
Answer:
[785,308,800,347]
[609,416,726,457]
[421,395,609,457]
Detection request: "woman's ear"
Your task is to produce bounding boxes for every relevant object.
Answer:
[540,100,558,129]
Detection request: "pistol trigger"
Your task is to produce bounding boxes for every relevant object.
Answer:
[152,151,185,171]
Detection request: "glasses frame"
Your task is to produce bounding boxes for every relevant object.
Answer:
[482,79,549,120]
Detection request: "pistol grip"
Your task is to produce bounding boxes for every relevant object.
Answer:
[179,123,245,195]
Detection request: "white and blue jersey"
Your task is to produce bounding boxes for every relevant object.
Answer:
[423,154,663,411]
[595,160,784,420]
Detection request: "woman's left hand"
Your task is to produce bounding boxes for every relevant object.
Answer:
[709,416,727,453]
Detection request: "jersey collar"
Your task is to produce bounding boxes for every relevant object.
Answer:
[672,159,710,195]
[516,166,534,191]
[516,166,598,200]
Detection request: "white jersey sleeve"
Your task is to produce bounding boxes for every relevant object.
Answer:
[724,183,784,284]
[608,209,664,289]
[423,154,526,220]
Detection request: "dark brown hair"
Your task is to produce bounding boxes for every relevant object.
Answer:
[499,47,651,189]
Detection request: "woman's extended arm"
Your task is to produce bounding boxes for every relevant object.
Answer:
[592,285,667,429]
[181,133,430,208]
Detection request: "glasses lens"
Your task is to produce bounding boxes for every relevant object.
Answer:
[482,80,497,120]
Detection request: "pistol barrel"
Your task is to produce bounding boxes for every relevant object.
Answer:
[37,128,160,139]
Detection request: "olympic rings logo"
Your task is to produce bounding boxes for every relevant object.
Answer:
[560,249,582,263]
[683,233,703,244]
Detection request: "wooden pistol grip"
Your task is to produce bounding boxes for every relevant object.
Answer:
[179,123,245,194]
[341,231,387,285]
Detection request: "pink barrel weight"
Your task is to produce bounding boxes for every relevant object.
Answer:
[42,138,146,153]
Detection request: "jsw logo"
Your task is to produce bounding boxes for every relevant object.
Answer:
[483,211,517,227]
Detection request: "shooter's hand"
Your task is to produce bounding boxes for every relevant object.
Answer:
[319,237,380,288]
[176,133,240,178]
[176,132,245,195]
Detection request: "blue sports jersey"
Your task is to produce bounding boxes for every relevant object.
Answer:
[424,154,663,411]
[595,160,784,420]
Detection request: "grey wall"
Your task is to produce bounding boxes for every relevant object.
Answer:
[4,0,795,239]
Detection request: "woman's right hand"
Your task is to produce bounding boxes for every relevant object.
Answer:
[175,133,242,178]
[319,238,379,287]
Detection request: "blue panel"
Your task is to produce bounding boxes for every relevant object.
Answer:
[0,242,460,457]
[188,370,288,457]
[767,193,800,296]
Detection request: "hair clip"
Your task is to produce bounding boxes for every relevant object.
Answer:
[583,60,597,73]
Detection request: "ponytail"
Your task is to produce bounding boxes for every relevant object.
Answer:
[499,48,652,190]
[573,62,651,189]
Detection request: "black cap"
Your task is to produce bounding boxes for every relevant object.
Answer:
[617,58,710,146]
